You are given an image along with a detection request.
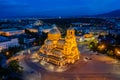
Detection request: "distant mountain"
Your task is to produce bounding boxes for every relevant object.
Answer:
[95,9,120,17]
[1,9,120,19]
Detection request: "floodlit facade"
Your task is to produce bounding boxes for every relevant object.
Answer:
[0,36,19,52]
[0,28,25,36]
[79,33,96,42]
[39,26,80,66]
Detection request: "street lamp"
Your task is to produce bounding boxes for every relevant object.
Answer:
[6,52,9,55]
[115,48,120,56]
[117,50,120,54]
[98,44,106,51]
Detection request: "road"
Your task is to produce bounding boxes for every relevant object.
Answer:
[8,45,120,80]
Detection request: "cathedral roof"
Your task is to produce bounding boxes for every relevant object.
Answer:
[49,29,60,34]
[53,49,63,56]
[68,25,74,30]
[49,26,60,34]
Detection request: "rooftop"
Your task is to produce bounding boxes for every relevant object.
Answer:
[0,36,9,42]
[68,26,74,30]
[49,26,60,34]
[0,28,23,32]
[49,29,60,34]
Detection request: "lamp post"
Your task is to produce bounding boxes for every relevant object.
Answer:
[6,52,9,55]
[98,44,106,51]
[115,48,120,56]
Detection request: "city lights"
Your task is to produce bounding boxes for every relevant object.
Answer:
[98,44,106,51]
[6,52,9,55]
[115,48,120,56]
[0,0,120,79]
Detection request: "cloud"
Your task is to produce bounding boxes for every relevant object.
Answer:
[0,0,29,9]
[0,0,120,17]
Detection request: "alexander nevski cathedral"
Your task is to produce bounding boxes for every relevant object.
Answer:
[39,26,80,66]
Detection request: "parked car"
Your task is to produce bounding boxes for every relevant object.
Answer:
[85,56,92,60]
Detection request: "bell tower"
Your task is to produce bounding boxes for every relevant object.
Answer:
[66,26,75,38]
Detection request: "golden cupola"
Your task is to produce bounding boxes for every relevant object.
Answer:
[48,26,61,41]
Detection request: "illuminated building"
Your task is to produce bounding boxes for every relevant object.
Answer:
[26,28,38,33]
[0,28,25,36]
[84,33,93,38]
[79,33,97,42]
[39,26,80,66]
[72,22,109,35]
[0,36,19,52]
[33,20,43,26]
[39,24,57,33]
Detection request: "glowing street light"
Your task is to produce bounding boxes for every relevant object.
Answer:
[117,51,120,54]
[98,44,106,51]
[6,52,9,55]
[115,48,120,56]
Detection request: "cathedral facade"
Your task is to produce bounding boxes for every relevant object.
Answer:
[39,26,80,66]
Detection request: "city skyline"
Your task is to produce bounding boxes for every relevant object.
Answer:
[0,0,120,18]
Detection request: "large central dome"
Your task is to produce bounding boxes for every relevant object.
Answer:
[49,28,60,34]
[48,25,61,40]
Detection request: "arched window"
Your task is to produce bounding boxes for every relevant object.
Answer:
[71,31,72,35]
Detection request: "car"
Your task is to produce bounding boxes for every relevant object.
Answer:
[96,53,99,55]
[90,53,93,55]
[30,71,34,74]
[94,52,99,55]
[85,57,92,60]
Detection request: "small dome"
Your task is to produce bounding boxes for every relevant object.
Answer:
[53,50,63,56]
[58,40,65,44]
[48,26,61,40]
[45,40,53,45]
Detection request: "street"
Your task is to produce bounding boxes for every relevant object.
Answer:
[8,45,120,80]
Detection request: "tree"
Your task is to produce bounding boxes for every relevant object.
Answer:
[89,42,98,51]
[0,59,23,80]
[114,34,120,45]
[107,50,114,56]
[18,37,24,44]
[25,29,31,34]
[34,32,47,46]
[3,46,23,59]
[8,59,23,74]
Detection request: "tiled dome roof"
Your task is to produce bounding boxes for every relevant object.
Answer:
[49,29,60,34]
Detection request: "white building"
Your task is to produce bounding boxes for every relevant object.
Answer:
[39,24,56,33]
[26,28,38,33]
[79,33,97,42]
[0,28,25,36]
[33,20,43,26]
[23,37,36,44]
[0,36,19,52]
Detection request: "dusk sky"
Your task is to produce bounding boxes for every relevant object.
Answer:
[0,0,120,18]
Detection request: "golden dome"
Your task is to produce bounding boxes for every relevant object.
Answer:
[48,27,61,40]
